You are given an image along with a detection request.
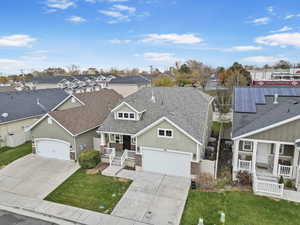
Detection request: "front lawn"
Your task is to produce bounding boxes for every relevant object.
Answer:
[181,191,300,225]
[45,169,132,214]
[0,142,32,167]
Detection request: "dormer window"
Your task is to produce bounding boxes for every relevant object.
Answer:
[117,112,135,120]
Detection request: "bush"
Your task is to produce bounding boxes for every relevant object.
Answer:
[278,176,284,184]
[79,149,100,169]
[285,179,294,189]
[237,171,252,186]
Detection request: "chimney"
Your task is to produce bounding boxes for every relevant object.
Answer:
[274,94,279,104]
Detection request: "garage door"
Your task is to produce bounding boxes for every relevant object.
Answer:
[142,147,192,177]
[35,139,70,160]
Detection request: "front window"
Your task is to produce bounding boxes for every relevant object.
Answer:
[158,128,173,138]
[117,112,135,120]
[242,141,252,151]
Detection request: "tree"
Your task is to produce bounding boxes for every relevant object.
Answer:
[221,62,252,88]
[67,65,80,76]
[274,60,291,69]
[0,76,8,83]
[186,60,212,88]
[178,64,191,74]
[152,75,175,87]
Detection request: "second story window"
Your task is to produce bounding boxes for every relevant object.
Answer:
[117,112,135,120]
[158,128,173,138]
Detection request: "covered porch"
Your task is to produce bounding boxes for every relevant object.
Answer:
[233,139,300,179]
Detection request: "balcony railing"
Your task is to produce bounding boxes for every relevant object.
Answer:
[238,159,252,172]
[252,172,284,197]
[278,164,293,178]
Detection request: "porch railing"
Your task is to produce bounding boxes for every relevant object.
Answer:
[238,159,252,172]
[120,150,128,167]
[252,172,284,197]
[127,150,135,159]
[108,148,116,166]
[278,164,293,178]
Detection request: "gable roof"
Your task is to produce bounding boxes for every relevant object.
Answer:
[47,89,122,136]
[232,87,300,139]
[98,87,213,144]
[0,89,68,124]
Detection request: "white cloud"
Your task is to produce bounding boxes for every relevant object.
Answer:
[0,34,37,47]
[267,6,275,15]
[0,59,19,63]
[113,4,136,13]
[226,46,262,52]
[109,39,132,44]
[256,32,300,48]
[99,10,130,23]
[85,0,97,2]
[284,14,300,20]
[250,17,270,25]
[142,33,203,44]
[143,52,181,63]
[271,26,292,33]
[108,0,129,2]
[46,0,75,10]
[242,56,287,64]
[67,16,87,23]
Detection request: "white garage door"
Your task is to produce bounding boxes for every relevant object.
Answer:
[35,139,70,160]
[142,147,192,177]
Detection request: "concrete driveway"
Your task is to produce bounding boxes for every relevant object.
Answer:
[113,170,190,225]
[0,154,79,199]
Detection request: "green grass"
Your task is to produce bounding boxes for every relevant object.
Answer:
[0,142,32,167]
[45,169,132,214]
[181,191,300,225]
[212,121,221,134]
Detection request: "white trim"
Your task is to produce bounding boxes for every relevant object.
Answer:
[240,138,294,146]
[116,111,136,120]
[111,101,142,114]
[233,114,300,140]
[34,138,71,146]
[133,116,203,145]
[102,131,135,136]
[140,146,193,158]
[74,125,100,137]
[242,141,252,152]
[50,94,85,111]
[157,128,173,138]
[26,113,75,137]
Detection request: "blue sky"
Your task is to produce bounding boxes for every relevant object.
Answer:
[0,0,300,74]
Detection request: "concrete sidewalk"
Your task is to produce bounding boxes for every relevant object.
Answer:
[0,189,147,225]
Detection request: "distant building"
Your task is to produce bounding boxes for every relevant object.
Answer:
[249,68,300,86]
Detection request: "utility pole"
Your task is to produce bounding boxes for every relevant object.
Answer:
[149,65,153,74]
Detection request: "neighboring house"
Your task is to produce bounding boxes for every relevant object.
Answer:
[232,87,300,192]
[0,89,68,148]
[27,89,122,161]
[25,74,153,97]
[97,87,214,177]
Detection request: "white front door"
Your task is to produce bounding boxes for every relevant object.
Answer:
[35,139,71,160]
[141,147,192,177]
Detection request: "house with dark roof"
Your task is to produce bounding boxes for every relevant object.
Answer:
[232,87,300,195]
[25,74,153,97]
[97,87,214,177]
[27,89,122,161]
[0,89,68,148]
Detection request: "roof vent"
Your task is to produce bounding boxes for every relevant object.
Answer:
[274,94,279,104]
[151,89,156,103]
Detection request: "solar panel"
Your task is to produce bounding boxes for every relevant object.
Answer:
[234,87,300,113]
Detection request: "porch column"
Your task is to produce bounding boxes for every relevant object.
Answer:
[252,141,258,174]
[273,143,280,176]
[100,132,106,147]
[292,149,300,179]
[232,139,240,179]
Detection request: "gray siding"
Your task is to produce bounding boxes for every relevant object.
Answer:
[31,116,75,150]
[248,118,300,143]
[137,119,198,158]
[76,128,98,157]
[56,97,82,111]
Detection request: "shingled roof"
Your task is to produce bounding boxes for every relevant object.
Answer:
[98,87,212,144]
[48,89,122,136]
[0,89,68,124]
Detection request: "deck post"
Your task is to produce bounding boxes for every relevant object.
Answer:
[251,141,258,174]
[273,143,280,176]
[292,149,299,179]
[100,132,106,148]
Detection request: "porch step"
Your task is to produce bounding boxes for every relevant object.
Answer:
[102,165,123,176]
[111,160,121,166]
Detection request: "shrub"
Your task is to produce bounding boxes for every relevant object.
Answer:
[285,179,294,189]
[278,176,284,184]
[79,149,100,169]
[237,171,251,186]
